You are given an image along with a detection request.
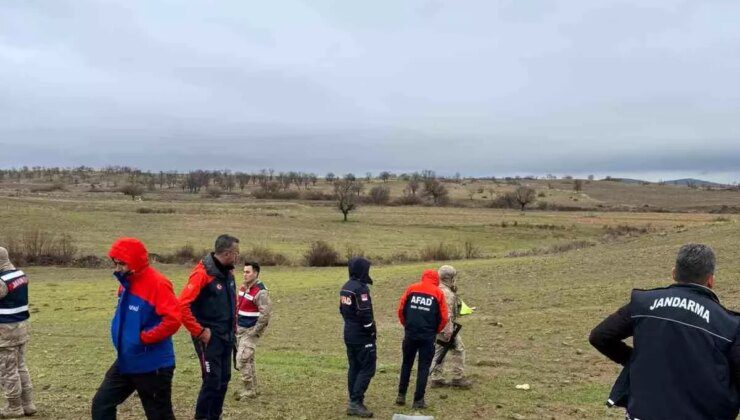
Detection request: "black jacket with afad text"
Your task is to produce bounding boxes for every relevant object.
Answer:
[339,258,376,345]
[590,283,740,420]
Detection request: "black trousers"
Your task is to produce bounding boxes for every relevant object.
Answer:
[397,336,435,403]
[91,362,175,420]
[346,342,376,404]
[193,336,232,420]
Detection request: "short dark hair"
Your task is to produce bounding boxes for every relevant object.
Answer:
[214,234,239,254]
[244,261,260,274]
[675,243,715,284]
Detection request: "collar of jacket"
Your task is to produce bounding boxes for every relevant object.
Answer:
[668,282,720,303]
[204,253,233,278]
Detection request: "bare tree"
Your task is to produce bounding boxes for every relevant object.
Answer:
[574,179,583,192]
[334,180,359,222]
[423,178,449,205]
[326,172,336,183]
[513,186,536,211]
[379,171,392,182]
[406,173,421,196]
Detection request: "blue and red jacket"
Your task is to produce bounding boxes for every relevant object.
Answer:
[109,238,181,374]
[398,270,449,341]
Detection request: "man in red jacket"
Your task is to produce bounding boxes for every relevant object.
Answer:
[396,269,449,410]
[179,234,239,420]
[92,238,181,420]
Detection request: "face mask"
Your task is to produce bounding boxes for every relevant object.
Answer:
[114,271,131,283]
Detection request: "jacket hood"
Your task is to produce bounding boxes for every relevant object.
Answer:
[0,247,15,272]
[421,269,440,286]
[348,257,372,284]
[108,238,150,272]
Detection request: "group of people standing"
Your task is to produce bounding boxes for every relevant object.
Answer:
[89,234,272,420]
[0,234,473,420]
[339,258,472,418]
[4,231,739,420]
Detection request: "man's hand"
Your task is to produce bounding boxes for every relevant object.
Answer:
[441,331,452,342]
[198,327,212,345]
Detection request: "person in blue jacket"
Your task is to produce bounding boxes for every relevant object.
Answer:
[91,238,182,420]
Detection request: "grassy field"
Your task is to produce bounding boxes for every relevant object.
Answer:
[3,190,740,419]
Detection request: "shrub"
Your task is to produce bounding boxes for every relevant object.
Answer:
[151,244,207,264]
[463,240,483,259]
[344,245,366,262]
[393,194,423,206]
[252,189,300,199]
[30,182,67,193]
[301,190,334,201]
[119,184,144,200]
[489,192,518,209]
[506,240,596,257]
[71,255,107,268]
[205,186,223,198]
[244,245,290,266]
[603,224,653,239]
[4,230,78,266]
[137,207,176,214]
[304,241,339,266]
[419,242,462,261]
[368,185,391,205]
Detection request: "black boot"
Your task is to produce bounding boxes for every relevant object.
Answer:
[347,401,373,418]
[395,393,406,406]
[412,398,427,409]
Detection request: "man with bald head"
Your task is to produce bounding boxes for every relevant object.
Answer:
[0,247,36,418]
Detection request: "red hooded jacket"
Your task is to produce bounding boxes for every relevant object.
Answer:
[108,238,181,347]
[397,270,449,340]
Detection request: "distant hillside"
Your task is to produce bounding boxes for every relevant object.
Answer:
[602,177,648,185]
[664,178,725,187]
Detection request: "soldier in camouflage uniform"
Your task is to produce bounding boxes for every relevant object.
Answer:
[0,247,36,418]
[235,262,272,399]
[430,265,472,389]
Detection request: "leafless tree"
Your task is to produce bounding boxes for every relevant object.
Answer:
[513,186,536,211]
[334,180,359,222]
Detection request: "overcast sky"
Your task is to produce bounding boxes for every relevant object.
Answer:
[1,1,739,182]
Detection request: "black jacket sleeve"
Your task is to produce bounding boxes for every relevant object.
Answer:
[730,327,740,392]
[589,303,634,366]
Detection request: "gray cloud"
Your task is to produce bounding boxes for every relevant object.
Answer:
[1,1,739,183]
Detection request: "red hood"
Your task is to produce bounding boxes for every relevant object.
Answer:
[108,238,150,272]
[420,269,439,286]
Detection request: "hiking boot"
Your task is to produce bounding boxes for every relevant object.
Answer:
[21,388,36,416]
[0,398,24,418]
[411,399,427,410]
[347,401,373,418]
[430,378,448,388]
[395,393,406,406]
[450,377,473,389]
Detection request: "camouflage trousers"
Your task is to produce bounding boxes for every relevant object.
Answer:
[430,334,465,381]
[0,343,32,401]
[235,327,260,389]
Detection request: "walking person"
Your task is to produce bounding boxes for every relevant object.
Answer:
[91,238,181,420]
[179,235,239,420]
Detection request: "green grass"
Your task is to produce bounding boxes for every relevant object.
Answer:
[5,193,740,418]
